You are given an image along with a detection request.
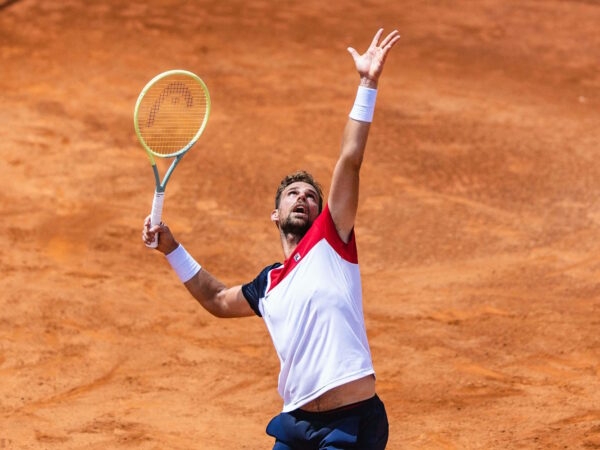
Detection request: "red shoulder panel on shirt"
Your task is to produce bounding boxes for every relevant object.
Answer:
[268,205,358,292]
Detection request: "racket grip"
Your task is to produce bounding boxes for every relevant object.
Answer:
[147,191,165,248]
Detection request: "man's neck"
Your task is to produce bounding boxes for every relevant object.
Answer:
[280,231,303,260]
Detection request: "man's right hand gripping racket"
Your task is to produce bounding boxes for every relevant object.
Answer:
[134,70,211,247]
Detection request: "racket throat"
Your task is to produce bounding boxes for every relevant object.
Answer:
[152,164,162,191]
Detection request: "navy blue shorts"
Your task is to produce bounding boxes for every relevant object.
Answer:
[266,395,389,450]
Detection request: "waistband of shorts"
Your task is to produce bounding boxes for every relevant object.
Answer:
[293,395,381,420]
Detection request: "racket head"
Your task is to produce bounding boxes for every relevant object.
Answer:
[134,69,211,159]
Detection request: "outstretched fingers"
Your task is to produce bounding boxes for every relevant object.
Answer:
[376,31,400,68]
[347,28,401,84]
[379,29,401,51]
[369,28,384,50]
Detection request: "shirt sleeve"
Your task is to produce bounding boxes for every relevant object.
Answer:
[241,263,281,317]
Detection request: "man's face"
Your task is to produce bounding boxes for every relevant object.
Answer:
[272,181,321,236]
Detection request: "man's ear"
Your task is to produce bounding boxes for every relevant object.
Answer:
[271,209,279,224]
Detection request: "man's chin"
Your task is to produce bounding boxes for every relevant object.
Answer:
[281,218,312,237]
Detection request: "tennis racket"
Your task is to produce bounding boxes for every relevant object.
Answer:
[134,69,211,248]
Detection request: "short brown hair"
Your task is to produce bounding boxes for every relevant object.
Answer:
[275,170,324,212]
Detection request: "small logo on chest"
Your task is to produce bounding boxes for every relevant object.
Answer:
[293,253,301,262]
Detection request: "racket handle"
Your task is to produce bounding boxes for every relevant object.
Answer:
[147,191,165,248]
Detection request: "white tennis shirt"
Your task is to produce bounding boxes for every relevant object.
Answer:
[242,205,375,412]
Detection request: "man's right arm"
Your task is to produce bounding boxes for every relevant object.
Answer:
[183,270,254,318]
[143,217,255,318]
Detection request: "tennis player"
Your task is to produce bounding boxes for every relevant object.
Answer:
[143,28,400,449]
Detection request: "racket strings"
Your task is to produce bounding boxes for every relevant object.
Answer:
[137,75,208,156]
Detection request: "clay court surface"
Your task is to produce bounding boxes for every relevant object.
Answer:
[1,1,600,448]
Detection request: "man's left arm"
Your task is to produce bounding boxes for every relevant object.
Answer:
[328,28,400,242]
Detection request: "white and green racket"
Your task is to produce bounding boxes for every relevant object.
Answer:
[134,69,211,247]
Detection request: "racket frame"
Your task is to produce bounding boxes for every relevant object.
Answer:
[133,69,211,247]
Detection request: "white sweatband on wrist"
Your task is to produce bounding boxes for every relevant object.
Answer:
[165,244,202,283]
[349,86,378,123]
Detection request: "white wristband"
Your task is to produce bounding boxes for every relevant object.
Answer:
[165,244,202,283]
[349,86,378,123]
